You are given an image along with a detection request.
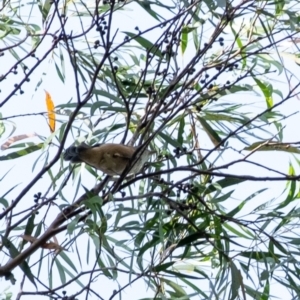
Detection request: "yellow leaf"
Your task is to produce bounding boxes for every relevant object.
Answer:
[45,90,56,132]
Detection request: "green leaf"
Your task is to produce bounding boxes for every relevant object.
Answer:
[276,164,297,209]
[55,62,65,83]
[67,215,81,235]
[164,269,203,280]
[204,178,246,195]
[239,251,281,262]
[198,117,222,146]
[211,190,234,203]
[54,258,66,284]
[0,143,43,160]
[230,261,241,300]
[177,117,185,145]
[223,223,253,240]
[91,101,127,114]
[158,131,182,149]
[2,236,36,287]
[135,1,163,21]
[261,280,270,299]
[160,277,187,297]
[21,214,36,248]
[244,284,265,299]
[42,0,53,23]
[97,258,113,279]
[180,276,208,298]
[92,89,124,105]
[244,141,300,154]
[152,261,175,272]
[138,235,160,257]
[123,32,163,58]
[0,197,8,208]
[231,24,246,68]
[177,231,207,247]
[253,77,273,108]
[181,26,188,54]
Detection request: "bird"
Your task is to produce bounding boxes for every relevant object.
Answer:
[63,143,155,176]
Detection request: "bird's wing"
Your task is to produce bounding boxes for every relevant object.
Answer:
[113,151,132,159]
[98,144,135,159]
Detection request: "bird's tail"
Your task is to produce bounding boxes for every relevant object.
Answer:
[63,143,91,163]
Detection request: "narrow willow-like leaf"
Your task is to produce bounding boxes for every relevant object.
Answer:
[181,26,188,54]
[123,32,163,58]
[230,261,242,300]
[0,143,43,160]
[160,277,187,297]
[198,117,222,146]
[45,90,56,132]
[2,236,36,287]
[59,252,77,273]
[253,77,273,108]
[54,258,66,284]
[244,142,300,154]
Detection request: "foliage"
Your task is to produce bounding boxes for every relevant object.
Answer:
[1,0,300,299]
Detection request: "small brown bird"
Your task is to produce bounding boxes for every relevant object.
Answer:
[63,143,155,176]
